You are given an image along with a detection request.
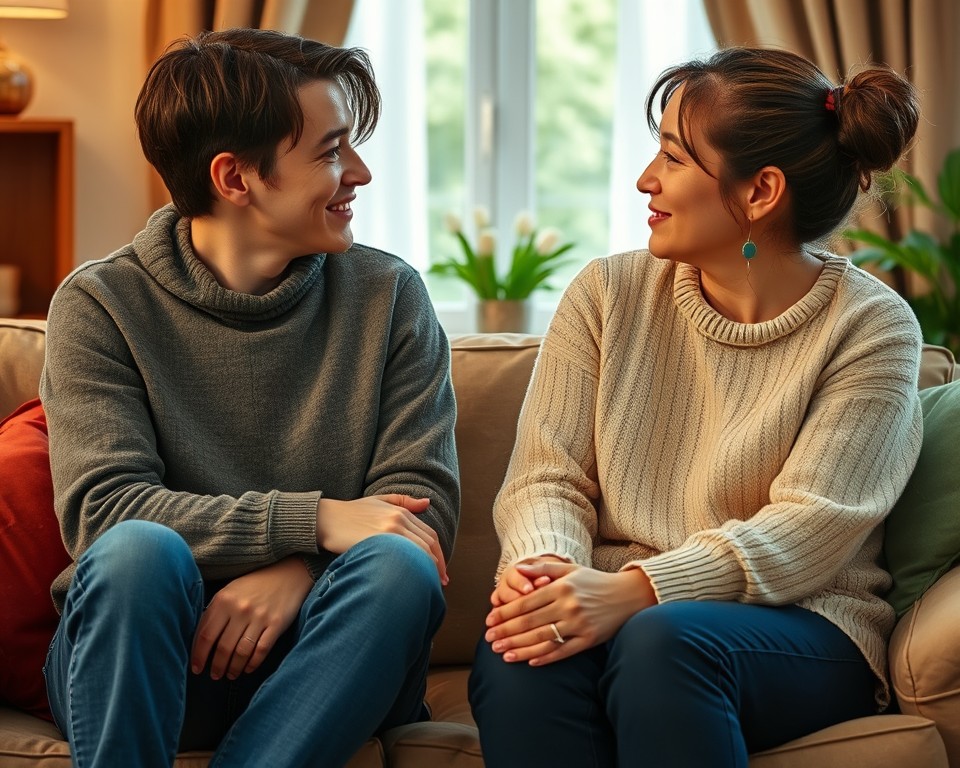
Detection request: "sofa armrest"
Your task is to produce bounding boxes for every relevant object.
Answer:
[889,565,960,765]
[0,319,46,419]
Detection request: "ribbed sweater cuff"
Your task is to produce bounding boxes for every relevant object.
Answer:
[496,550,577,580]
[268,491,322,557]
[630,543,743,603]
[497,537,590,578]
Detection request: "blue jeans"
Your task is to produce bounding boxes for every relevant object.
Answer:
[44,520,445,768]
[469,600,877,767]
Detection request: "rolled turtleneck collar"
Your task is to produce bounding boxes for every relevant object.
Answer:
[673,254,848,347]
[131,205,324,324]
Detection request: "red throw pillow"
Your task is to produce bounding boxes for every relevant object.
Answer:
[0,399,71,721]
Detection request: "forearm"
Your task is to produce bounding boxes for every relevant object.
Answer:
[639,394,922,606]
[493,349,603,571]
[53,471,321,579]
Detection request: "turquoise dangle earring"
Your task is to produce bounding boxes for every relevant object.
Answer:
[742,219,757,268]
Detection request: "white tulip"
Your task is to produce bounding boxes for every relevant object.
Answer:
[536,227,561,254]
[473,205,491,230]
[477,228,497,256]
[444,211,463,234]
[514,210,536,237]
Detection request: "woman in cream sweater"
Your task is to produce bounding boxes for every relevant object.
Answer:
[469,47,922,766]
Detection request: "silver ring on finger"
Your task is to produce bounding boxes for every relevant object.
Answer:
[549,622,565,644]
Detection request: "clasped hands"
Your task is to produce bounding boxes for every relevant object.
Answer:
[484,557,656,666]
[191,493,446,681]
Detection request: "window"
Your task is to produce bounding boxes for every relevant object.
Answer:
[345,0,715,333]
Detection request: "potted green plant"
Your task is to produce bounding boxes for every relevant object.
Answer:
[429,207,575,333]
[845,147,960,357]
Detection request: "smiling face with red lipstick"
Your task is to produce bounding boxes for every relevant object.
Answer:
[637,85,750,269]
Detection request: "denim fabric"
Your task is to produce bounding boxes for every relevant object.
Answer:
[469,601,877,768]
[45,520,445,768]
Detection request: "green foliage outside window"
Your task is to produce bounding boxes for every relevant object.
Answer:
[424,0,617,302]
[534,0,617,288]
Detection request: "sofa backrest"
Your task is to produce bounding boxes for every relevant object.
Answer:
[431,334,542,664]
[0,318,957,667]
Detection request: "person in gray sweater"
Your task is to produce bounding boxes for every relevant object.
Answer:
[39,28,459,768]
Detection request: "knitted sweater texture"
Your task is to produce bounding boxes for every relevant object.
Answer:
[41,205,460,613]
[494,251,922,707]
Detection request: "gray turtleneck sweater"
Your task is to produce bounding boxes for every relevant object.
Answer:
[41,205,459,613]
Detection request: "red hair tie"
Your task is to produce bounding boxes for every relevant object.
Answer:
[825,88,838,112]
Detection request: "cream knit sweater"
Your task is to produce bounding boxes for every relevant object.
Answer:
[494,251,923,707]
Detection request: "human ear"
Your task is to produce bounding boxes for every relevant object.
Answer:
[744,166,787,222]
[209,152,251,206]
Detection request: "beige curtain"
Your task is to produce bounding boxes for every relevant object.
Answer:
[143,0,356,209]
[702,0,960,289]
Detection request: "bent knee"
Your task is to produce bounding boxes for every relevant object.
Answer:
[347,534,445,627]
[470,639,531,693]
[470,639,534,712]
[470,639,597,719]
[613,602,720,661]
[354,534,441,588]
[80,520,197,593]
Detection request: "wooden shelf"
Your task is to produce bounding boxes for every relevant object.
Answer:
[0,117,74,317]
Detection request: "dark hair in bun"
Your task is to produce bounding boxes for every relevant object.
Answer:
[645,46,920,243]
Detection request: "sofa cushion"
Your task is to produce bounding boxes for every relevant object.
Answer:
[889,565,960,767]
[748,714,947,767]
[0,399,71,721]
[430,334,542,665]
[884,380,960,617]
[0,705,386,767]
[387,669,947,768]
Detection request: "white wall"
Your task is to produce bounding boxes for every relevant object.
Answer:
[1,0,152,266]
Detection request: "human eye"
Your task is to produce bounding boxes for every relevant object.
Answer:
[315,139,344,162]
[659,148,679,164]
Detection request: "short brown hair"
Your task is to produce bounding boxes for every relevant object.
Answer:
[645,47,919,243]
[136,28,381,217]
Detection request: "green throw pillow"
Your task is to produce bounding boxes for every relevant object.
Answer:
[884,380,960,617]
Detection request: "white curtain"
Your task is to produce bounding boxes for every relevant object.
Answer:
[607,0,716,255]
[342,0,430,271]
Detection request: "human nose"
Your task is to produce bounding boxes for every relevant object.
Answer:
[636,159,658,194]
[344,145,372,187]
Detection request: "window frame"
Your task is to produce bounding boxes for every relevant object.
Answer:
[432,0,540,333]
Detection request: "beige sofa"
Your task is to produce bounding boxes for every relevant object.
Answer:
[0,317,957,767]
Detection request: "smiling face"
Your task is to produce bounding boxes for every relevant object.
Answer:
[245,79,372,258]
[636,87,747,268]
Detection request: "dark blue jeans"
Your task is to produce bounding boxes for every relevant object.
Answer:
[45,520,445,768]
[469,600,877,767]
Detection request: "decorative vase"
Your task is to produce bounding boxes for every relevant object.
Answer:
[0,44,33,116]
[476,299,529,333]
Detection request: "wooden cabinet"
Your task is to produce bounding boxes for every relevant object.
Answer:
[0,118,74,317]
